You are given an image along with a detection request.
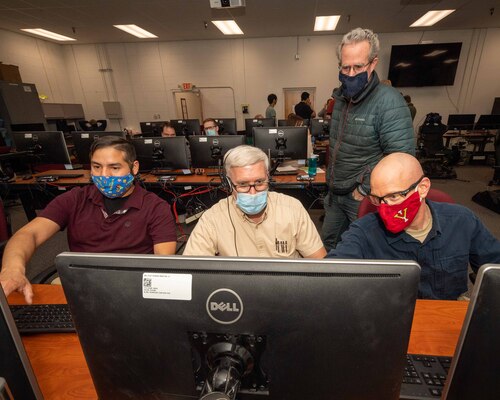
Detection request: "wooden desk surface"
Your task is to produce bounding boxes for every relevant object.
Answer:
[11,169,327,186]
[8,285,468,399]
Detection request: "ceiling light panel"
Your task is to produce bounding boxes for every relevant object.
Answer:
[21,28,76,41]
[314,15,341,31]
[212,20,244,35]
[113,24,158,38]
[410,10,455,27]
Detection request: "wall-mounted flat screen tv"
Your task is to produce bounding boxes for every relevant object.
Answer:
[388,42,462,87]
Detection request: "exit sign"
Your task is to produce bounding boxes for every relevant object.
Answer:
[182,82,192,90]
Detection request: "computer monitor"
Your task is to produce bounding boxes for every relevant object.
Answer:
[214,118,237,135]
[244,118,275,138]
[12,131,72,165]
[170,119,201,137]
[492,98,500,115]
[446,114,476,131]
[188,135,245,168]
[277,119,290,127]
[0,289,44,399]
[474,114,500,130]
[131,136,190,172]
[442,264,500,399]
[57,253,420,400]
[72,131,126,164]
[310,118,332,138]
[140,121,168,137]
[253,126,308,161]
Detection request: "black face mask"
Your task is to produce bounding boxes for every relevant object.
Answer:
[339,71,369,99]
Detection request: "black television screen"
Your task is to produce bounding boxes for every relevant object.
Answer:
[56,253,420,400]
[388,43,462,87]
[131,136,190,172]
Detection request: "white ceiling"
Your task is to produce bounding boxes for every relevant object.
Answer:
[0,0,499,44]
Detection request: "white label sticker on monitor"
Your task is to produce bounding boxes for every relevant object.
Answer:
[146,122,151,126]
[142,273,192,300]
[177,120,183,123]
[199,137,207,142]
[269,129,277,134]
[24,133,32,138]
[319,119,324,123]
[144,139,153,144]
[82,133,89,139]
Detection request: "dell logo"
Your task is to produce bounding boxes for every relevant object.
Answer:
[206,288,243,325]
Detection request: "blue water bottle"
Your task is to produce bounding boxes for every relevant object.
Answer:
[308,154,318,177]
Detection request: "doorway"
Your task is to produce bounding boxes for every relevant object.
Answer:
[173,90,203,121]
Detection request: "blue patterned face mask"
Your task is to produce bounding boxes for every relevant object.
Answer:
[236,190,268,215]
[92,174,135,198]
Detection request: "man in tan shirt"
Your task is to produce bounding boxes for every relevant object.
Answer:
[184,145,326,258]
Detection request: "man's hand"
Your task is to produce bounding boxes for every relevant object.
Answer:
[352,187,365,202]
[0,268,33,304]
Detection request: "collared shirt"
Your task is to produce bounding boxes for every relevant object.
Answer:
[39,184,177,253]
[183,191,324,258]
[265,105,276,119]
[327,200,500,300]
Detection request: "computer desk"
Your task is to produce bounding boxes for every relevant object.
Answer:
[8,284,468,399]
[443,129,496,152]
[8,170,327,221]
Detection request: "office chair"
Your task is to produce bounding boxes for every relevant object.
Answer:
[78,120,107,132]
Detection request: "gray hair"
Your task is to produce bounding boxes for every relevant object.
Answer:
[337,27,380,64]
[224,145,269,177]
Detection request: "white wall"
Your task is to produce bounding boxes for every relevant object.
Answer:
[1,27,499,132]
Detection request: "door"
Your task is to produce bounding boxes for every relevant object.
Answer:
[174,91,203,121]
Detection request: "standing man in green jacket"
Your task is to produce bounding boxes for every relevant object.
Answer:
[322,27,415,251]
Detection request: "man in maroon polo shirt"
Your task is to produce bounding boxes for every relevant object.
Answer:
[0,136,177,303]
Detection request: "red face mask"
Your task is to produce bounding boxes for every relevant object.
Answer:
[378,191,422,233]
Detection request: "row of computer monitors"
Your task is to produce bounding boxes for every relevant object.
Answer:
[142,118,332,137]
[11,127,311,171]
[446,114,500,131]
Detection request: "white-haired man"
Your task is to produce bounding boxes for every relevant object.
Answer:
[184,145,326,258]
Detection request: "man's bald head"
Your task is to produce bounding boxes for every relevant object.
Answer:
[371,153,427,198]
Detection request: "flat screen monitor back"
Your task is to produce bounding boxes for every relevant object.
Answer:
[474,114,500,130]
[442,264,500,400]
[170,119,201,137]
[140,121,168,137]
[12,131,72,165]
[214,118,237,135]
[492,98,500,115]
[244,118,275,138]
[0,289,43,399]
[131,136,190,171]
[446,114,476,131]
[57,253,420,400]
[310,118,332,138]
[188,135,245,168]
[72,131,126,164]
[253,126,308,160]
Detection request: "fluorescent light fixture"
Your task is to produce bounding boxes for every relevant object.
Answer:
[410,10,455,27]
[21,28,76,41]
[212,20,244,35]
[424,49,447,57]
[443,58,459,64]
[314,15,341,31]
[113,24,158,38]
[395,62,412,68]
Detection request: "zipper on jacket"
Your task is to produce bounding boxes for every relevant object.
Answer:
[328,100,352,189]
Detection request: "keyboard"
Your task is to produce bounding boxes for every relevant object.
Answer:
[10,304,75,334]
[35,173,84,182]
[400,353,452,399]
[274,170,299,176]
[150,169,192,176]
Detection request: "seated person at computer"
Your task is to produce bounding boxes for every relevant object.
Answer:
[161,123,176,137]
[294,92,316,120]
[183,145,326,258]
[202,118,219,136]
[0,136,177,303]
[327,152,500,300]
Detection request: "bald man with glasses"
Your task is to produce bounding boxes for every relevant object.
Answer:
[322,27,415,251]
[183,145,326,258]
[327,152,500,300]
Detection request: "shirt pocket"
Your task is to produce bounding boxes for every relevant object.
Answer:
[438,253,469,296]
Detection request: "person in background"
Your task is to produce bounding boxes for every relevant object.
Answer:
[318,98,334,119]
[294,92,316,120]
[254,114,265,119]
[322,27,415,251]
[161,122,176,137]
[183,145,326,258]
[265,94,277,120]
[202,118,219,136]
[0,136,177,303]
[404,95,417,122]
[327,152,500,300]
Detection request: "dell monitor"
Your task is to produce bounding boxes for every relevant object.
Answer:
[131,136,190,172]
[140,121,169,137]
[214,118,237,135]
[12,131,72,166]
[57,253,420,400]
[0,289,43,399]
[474,114,500,130]
[277,119,289,127]
[310,118,332,139]
[446,114,476,131]
[253,126,308,162]
[188,135,245,169]
[72,131,126,165]
[244,118,275,139]
[170,119,201,137]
